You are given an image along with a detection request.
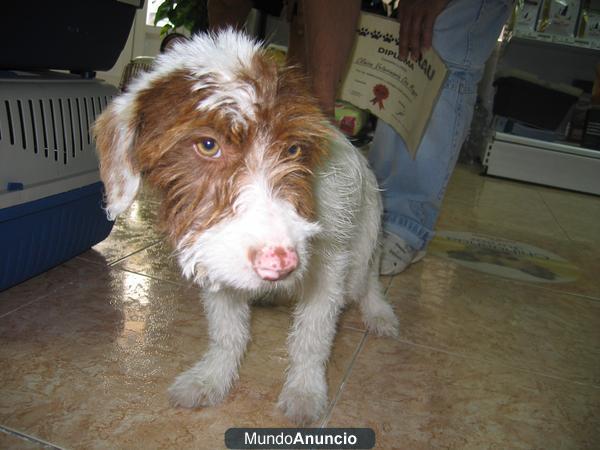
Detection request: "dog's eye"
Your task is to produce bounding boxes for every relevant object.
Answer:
[287,144,302,158]
[194,137,221,158]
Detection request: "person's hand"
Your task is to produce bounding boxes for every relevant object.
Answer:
[397,0,448,60]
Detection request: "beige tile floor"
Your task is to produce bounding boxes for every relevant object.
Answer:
[1,165,599,449]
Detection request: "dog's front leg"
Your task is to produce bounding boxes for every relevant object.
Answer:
[169,289,251,408]
[278,260,345,425]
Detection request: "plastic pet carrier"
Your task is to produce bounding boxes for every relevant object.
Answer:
[0,1,143,291]
[0,74,118,290]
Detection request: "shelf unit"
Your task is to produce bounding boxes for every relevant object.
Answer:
[511,30,600,52]
[483,29,600,195]
[484,132,600,195]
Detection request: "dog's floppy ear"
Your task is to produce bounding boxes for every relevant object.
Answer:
[93,95,141,221]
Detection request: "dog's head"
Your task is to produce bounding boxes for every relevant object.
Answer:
[94,29,333,290]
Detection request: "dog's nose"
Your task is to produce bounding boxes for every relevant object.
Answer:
[250,245,298,281]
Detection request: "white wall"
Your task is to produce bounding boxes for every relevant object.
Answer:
[96,6,162,87]
[95,7,278,88]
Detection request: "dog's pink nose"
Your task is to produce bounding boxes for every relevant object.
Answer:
[250,246,298,281]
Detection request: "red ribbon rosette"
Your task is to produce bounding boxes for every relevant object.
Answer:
[370,84,389,110]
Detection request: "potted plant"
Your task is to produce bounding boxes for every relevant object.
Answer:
[154,0,209,36]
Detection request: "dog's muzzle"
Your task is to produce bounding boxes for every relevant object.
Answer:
[249,245,298,281]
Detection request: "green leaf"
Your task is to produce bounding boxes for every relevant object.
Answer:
[154,1,174,25]
[154,0,206,34]
[160,23,173,37]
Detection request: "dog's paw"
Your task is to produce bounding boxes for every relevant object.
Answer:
[363,305,399,338]
[168,367,229,408]
[277,387,327,426]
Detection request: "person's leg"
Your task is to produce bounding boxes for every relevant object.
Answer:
[369,0,511,274]
[287,1,307,70]
[209,0,360,117]
[208,0,253,30]
[299,0,361,116]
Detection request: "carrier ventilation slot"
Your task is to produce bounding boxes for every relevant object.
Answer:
[84,98,91,145]
[49,99,59,162]
[4,100,15,145]
[87,96,111,141]
[2,100,33,151]
[17,100,26,150]
[28,100,38,154]
[76,98,84,152]
[1,95,113,164]
[58,98,67,164]
[39,99,49,158]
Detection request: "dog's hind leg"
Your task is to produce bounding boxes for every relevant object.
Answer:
[358,257,399,337]
[344,209,399,338]
[168,289,251,408]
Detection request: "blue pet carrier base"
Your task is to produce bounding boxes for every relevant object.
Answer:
[0,182,114,291]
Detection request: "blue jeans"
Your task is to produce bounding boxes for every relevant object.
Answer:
[368,0,511,250]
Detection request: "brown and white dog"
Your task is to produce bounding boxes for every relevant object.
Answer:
[94,29,398,425]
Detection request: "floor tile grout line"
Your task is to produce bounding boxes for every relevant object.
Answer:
[468,265,600,304]
[319,331,369,429]
[525,283,600,303]
[0,425,66,450]
[0,289,58,320]
[340,324,368,333]
[383,276,395,295]
[107,239,163,267]
[442,184,556,215]
[0,298,43,320]
[117,267,189,287]
[1,240,170,321]
[318,275,396,428]
[501,270,600,303]
[393,337,600,390]
[536,190,573,243]
[74,253,119,267]
[386,262,600,387]
[74,239,163,268]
